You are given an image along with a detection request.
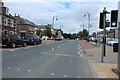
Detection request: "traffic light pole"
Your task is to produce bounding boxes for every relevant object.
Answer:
[101,7,107,62]
[118,1,120,79]
[111,2,120,79]
[118,22,120,80]
[88,13,90,41]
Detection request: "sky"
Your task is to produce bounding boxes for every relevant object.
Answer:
[2,0,120,34]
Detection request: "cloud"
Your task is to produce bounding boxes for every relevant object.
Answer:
[4,1,119,34]
[4,0,120,2]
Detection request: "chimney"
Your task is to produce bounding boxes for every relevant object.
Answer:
[14,13,16,16]
[0,1,4,7]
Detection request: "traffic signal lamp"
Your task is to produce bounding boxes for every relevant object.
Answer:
[103,37,106,43]
[99,13,104,29]
[111,10,118,27]
[99,13,110,29]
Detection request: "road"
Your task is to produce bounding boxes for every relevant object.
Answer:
[2,40,97,78]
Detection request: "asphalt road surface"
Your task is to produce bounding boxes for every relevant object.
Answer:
[2,40,97,78]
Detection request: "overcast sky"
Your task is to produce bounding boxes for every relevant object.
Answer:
[3,0,120,34]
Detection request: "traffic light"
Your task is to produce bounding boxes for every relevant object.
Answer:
[99,13,104,29]
[103,37,106,43]
[99,13,110,29]
[111,10,118,27]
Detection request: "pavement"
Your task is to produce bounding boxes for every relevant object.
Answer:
[78,40,119,79]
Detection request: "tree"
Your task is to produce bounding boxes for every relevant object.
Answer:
[62,33,71,39]
[92,32,96,37]
[81,29,88,39]
[36,29,42,37]
[70,33,77,39]
[44,26,52,38]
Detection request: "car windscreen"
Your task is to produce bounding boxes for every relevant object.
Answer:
[10,35,21,40]
[24,35,32,39]
[33,35,40,39]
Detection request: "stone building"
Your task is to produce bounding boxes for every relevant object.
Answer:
[14,15,36,37]
[0,2,16,35]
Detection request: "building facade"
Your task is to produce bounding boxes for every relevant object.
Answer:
[14,15,36,37]
[0,2,16,35]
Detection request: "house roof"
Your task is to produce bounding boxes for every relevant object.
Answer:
[36,24,53,29]
[14,16,36,27]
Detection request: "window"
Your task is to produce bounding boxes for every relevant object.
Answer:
[0,16,1,25]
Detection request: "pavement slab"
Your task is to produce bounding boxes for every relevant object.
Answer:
[78,40,119,79]
[92,63,118,78]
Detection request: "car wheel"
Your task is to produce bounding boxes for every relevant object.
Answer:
[11,43,16,48]
[23,43,26,47]
[33,42,36,45]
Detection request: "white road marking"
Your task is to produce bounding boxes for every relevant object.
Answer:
[27,70,31,72]
[78,44,83,57]
[51,48,54,51]
[59,46,61,47]
[64,75,67,77]
[17,68,21,71]
[51,73,54,76]
[78,51,83,57]
[7,67,11,69]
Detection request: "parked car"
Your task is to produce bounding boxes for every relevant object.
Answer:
[23,34,42,45]
[107,39,118,46]
[55,36,63,41]
[106,38,115,45]
[2,34,26,48]
[89,37,97,42]
[0,35,2,47]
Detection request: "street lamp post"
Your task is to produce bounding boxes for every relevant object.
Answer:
[52,16,58,28]
[80,24,84,31]
[60,25,63,30]
[52,16,58,39]
[84,13,91,41]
